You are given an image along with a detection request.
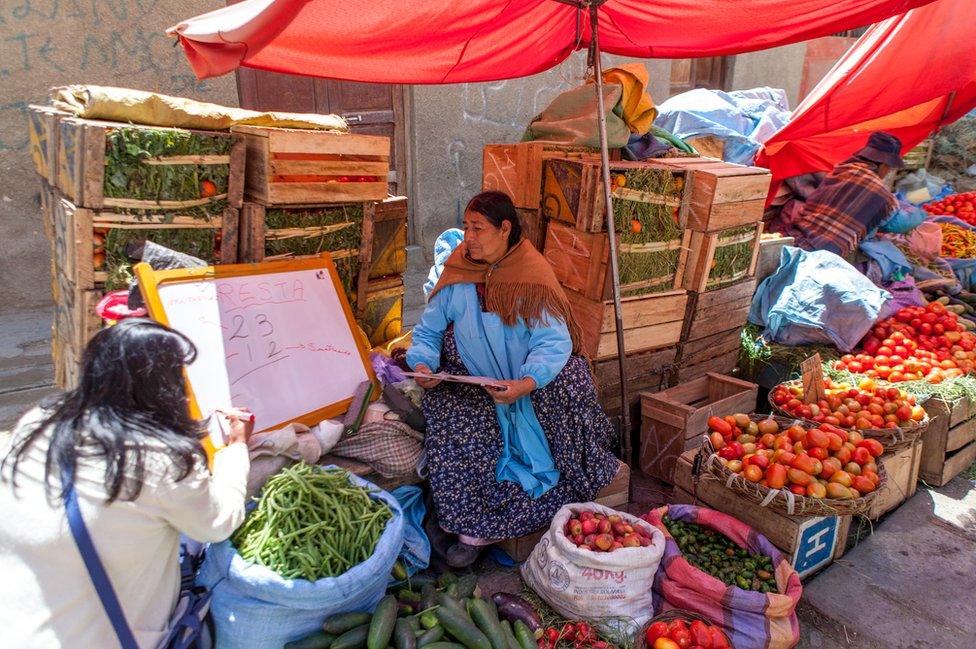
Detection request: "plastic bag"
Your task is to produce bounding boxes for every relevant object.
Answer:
[879,198,926,233]
[644,504,802,649]
[197,471,404,648]
[521,503,665,639]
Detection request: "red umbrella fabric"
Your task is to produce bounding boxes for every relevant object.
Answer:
[757,0,976,193]
[168,0,936,84]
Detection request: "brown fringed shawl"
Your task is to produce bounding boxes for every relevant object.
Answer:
[429,239,583,353]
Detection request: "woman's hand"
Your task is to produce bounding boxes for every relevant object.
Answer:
[413,363,442,390]
[217,407,255,446]
[485,377,536,405]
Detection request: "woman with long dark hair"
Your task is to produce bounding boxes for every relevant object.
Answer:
[0,318,252,648]
[408,191,618,567]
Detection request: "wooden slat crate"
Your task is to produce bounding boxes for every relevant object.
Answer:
[902,138,933,171]
[566,289,687,360]
[679,278,755,368]
[518,208,548,252]
[544,221,689,301]
[677,350,742,382]
[56,117,244,210]
[649,157,771,232]
[362,196,408,280]
[358,276,404,347]
[541,158,689,233]
[681,329,744,368]
[232,124,389,205]
[51,269,103,389]
[866,439,923,520]
[919,396,976,486]
[498,459,631,562]
[595,347,677,425]
[52,193,238,290]
[682,222,763,293]
[481,142,610,209]
[639,372,757,482]
[757,233,794,284]
[672,451,850,578]
[40,179,56,242]
[28,105,71,184]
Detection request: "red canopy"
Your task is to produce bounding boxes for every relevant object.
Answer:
[757,0,976,192]
[168,0,936,84]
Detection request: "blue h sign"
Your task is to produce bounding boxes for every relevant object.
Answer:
[792,516,839,578]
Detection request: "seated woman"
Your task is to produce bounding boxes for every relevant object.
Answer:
[407,190,619,567]
[0,319,252,648]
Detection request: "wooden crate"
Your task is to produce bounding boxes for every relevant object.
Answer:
[902,138,933,171]
[498,459,631,561]
[518,208,548,252]
[919,396,976,486]
[680,329,744,368]
[52,193,238,290]
[541,158,688,232]
[683,279,756,342]
[649,157,771,232]
[362,196,408,280]
[672,451,850,578]
[566,289,687,360]
[481,142,609,209]
[682,222,763,293]
[757,233,794,284]
[232,124,389,205]
[40,179,56,242]
[639,373,757,482]
[866,440,923,520]
[51,270,103,389]
[358,276,404,347]
[27,105,71,184]
[57,117,244,210]
[677,350,742,382]
[544,221,689,301]
[595,347,677,424]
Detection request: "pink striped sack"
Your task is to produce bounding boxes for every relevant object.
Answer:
[644,504,803,649]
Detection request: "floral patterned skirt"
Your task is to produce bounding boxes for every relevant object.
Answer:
[422,329,619,539]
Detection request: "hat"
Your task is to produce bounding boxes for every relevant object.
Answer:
[856,132,905,169]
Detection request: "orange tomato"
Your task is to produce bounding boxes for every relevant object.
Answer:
[766,463,788,489]
[806,482,827,499]
[743,465,763,483]
[200,179,218,198]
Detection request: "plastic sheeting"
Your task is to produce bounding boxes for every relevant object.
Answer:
[167,0,937,84]
[654,88,791,165]
[749,247,891,352]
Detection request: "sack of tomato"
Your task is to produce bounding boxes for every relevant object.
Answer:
[640,610,732,649]
[644,505,802,649]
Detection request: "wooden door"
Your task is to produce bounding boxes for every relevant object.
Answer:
[236,70,408,197]
[669,57,733,96]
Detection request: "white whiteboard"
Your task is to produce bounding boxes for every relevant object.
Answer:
[140,258,373,444]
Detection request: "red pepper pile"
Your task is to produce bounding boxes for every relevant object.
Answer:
[537,621,610,649]
[923,191,976,226]
[645,617,730,649]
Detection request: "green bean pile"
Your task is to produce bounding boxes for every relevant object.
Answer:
[231,463,392,581]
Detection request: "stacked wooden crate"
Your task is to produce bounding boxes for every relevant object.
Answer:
[232,125,406,347]
[28,107,246,387]
[919,396,976,487]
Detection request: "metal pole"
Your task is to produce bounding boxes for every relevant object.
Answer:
[588,3,631,463]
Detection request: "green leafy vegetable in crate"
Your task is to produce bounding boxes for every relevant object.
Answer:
[232,463,392,581]
[104,127,231,215]
[100,225,219,290]
[708,225,758,289]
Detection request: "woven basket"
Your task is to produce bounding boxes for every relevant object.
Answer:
[698,414,887,518]
[637,609,734,649]
[768,380,928,452]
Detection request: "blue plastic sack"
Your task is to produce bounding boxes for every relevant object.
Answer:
[749,247,891,352]
[198,470,404,649]
[423,228,464,298]
[389,485,430,583]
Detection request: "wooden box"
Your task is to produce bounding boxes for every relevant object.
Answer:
[595,347,677,424]
[52,193,238,290]
[649,157,771,232]
[919,396,976,486]
[518,208,548,252]
[757,233,794,284]
[51,269,103,389]
[902,138,933,171]
[481,142,609,209]
[28,105,71,184]
[57,118,244,210]
[672,451,850,578]
[544,221,689,301]
[567,289,687,360]
[498,459,631,561]
[639,373,758,482]
[866,440,923,520]
[232,124,389,205]
[677,350,742,382]
[358,276,404,347]
[679,278,755,368]
[362,196,408,280]
[682,222,763,293]
[541,158,688,233]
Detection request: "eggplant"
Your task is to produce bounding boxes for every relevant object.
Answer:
[489,593,542,639]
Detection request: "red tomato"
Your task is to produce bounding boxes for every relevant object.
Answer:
[645,622,670,643]
[689,621,713,648]
[671,628,693,649]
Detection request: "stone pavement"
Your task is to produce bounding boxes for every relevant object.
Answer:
[0,307,56,429]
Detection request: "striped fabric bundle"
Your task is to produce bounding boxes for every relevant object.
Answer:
[644,504,803,649]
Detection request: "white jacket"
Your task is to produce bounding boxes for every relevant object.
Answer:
[0,407,250,648]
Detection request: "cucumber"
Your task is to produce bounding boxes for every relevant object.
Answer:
[438,573,459,588]
[392,561,409,582]
[421,644,466,649]
[499,621,520,649]
[325,613,373,635]
[399,590,422,604]
[394,619,417,649]
[434,605,492,649]
[368,595,399,649]
[408,617,423,633]
[417,627,445,647]
[332,625,370,649]
[467,599,507,649]
[420,584,437,612]
[285,630,337,649]
[455,574,478,599]
[420,612,439,630]
[436,593,467,613]
[512,621,536,649]
[445,583,459,599]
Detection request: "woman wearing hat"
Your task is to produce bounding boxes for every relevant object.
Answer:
[781,131,905,256]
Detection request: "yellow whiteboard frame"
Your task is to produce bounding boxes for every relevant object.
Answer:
[134,252,379,437]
